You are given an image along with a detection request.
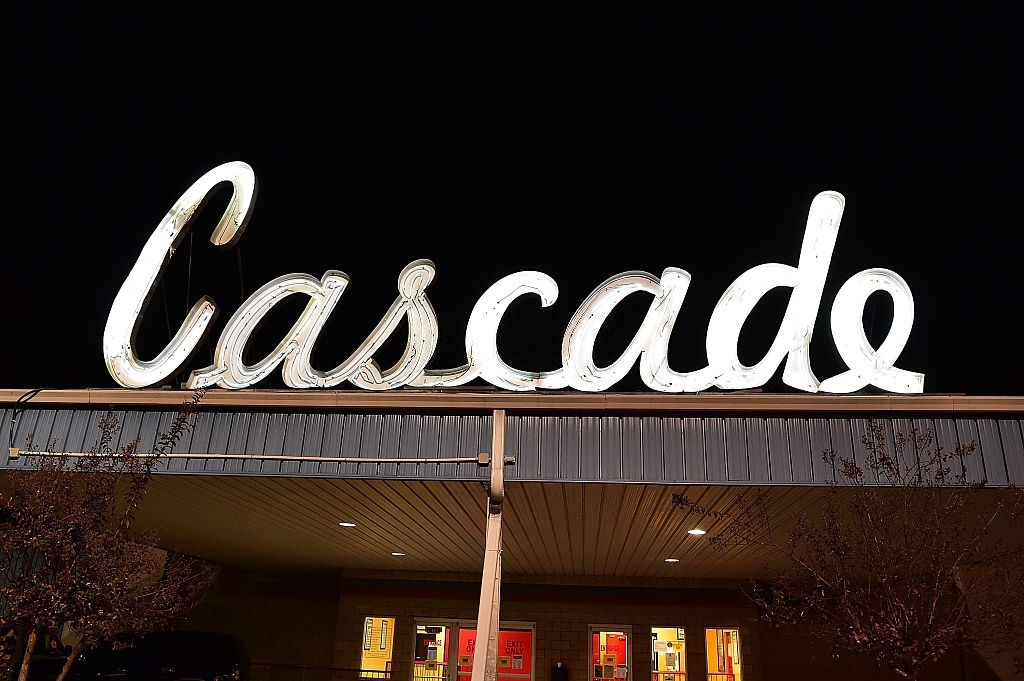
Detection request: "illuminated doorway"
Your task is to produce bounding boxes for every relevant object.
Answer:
[414,620,458,681]
[650,627,685,681]
[413,618,535,681]
[704,628,741,681]
[590,625,631,681]
[457,623,534,681]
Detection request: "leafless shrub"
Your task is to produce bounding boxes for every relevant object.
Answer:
[672,419,1024,681]
[1,390,215,681]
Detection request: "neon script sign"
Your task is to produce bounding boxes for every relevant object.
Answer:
[104,161,923,393]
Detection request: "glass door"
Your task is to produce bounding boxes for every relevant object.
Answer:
[414,620,460,681]
[590,625,631,681]
[704,628,741,681]
[457,623,534,681]
[651,627,685,681]
[413,619,535,681]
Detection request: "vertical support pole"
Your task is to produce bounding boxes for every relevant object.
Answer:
[471,409,506,681]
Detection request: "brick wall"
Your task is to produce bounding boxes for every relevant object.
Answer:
[184,567,340,667]
[183,570,1001,681]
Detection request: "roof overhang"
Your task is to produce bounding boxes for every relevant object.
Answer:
[4,389,1023,583]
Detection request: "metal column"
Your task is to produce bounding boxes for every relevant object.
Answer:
[471,409,512,681]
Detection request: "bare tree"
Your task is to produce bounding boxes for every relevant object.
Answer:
[0,390,216,681]
[673,420,1024,681]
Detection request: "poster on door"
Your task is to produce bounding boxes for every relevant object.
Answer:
[593,631,628,680]
[458,628,533,676]
[593,633,626,665]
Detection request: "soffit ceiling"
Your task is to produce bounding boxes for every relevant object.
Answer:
[135,475,830,584]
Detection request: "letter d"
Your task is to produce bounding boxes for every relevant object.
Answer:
[705,191,844,391]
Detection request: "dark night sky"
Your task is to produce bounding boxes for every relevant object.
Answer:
[2,6,1021,395]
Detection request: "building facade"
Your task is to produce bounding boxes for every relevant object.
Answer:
[3,388,1022,681]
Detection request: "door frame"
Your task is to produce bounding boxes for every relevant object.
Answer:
[412,617,536,681]
[589,624,633,681]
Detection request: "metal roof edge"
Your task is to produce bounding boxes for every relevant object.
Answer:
[2,388,1023,414]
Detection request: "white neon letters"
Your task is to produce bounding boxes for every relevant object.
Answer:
[103,161,257,388]
[104,161,923,393]
[819,269,924,393]
[705,191,844,392]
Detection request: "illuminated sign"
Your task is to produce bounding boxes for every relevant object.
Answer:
[104,162,923,393]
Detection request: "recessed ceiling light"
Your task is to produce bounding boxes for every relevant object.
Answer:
[338,522,357,527]
[391,552,406,557]
[687,529,707,536]
[664,558,680,563]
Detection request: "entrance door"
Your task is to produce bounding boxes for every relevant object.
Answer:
[414,619,461,681]
[704,628,741,681]
[590,625,631,681]
[651,627,685,681]
[414,619,535,681]
[457,623,534,681]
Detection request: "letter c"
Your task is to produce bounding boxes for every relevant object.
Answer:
[103,161,258,388]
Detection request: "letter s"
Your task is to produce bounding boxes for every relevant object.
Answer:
[102,161,258,388]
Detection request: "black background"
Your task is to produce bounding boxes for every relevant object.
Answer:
[2,6,1021,395]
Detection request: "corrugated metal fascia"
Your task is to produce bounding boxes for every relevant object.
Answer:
[504,415,1024,487]
[8,388,1024,415]
[766,417,794,482]
[3,407,1023,488]
[1,407,493,481]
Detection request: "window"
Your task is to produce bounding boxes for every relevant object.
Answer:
[360,616,396,678]
[704,628,741,681]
